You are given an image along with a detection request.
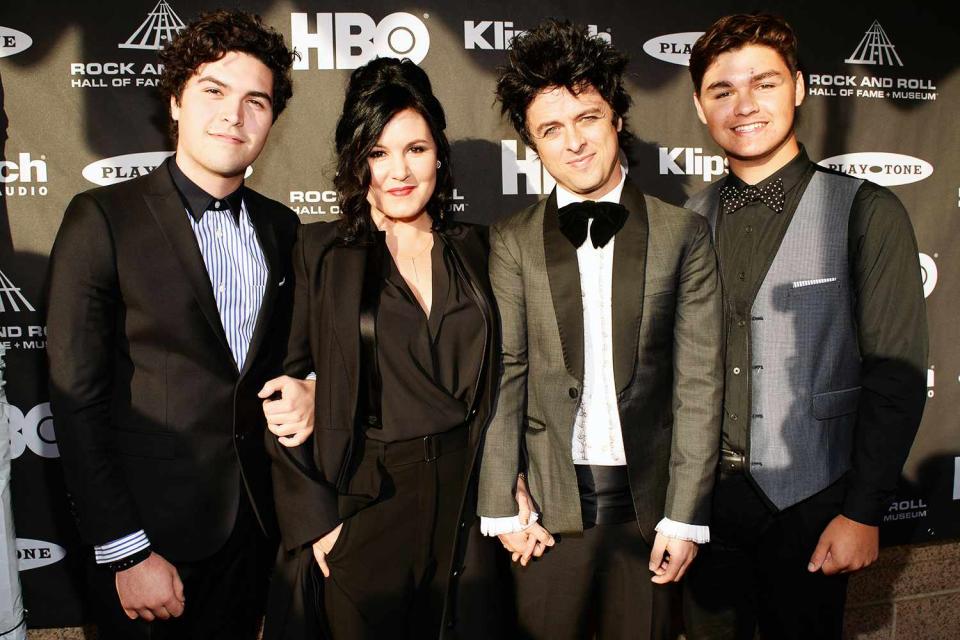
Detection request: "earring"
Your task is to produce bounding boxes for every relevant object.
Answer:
[436,160,441,169]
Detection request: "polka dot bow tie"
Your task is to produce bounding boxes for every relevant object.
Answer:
[719,178,785,215]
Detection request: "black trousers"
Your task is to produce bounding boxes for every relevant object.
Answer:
[322,429,468,639]
[511,520,674,640]
[88,496,276,640]
[683,471,849,640]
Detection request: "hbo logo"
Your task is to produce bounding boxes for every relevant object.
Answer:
[291,12,430,70]
[7,402,59,459]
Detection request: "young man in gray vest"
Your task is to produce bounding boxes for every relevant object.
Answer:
[682,13,928,640]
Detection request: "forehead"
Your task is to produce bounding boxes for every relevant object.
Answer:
[703,44,791,82]
[526,84,610,123]
[377,108,433,144]
[191,51,274,94]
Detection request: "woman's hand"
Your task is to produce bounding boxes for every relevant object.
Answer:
[311,523,343,578]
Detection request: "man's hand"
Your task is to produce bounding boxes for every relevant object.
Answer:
[649,533,698,583]
[258,376,315,447]
[311,523,343,578]
[808,514,879,575]
[496,474,554,566]
[115,552,185,621]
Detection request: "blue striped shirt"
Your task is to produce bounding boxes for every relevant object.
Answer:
[95,163,267,565]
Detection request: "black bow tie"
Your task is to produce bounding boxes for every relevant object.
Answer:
[719,178,785,215]
[557,201,629,249]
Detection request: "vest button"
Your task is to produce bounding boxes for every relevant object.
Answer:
[737,271,746,281]
[737,319,746,327]
[733,367,741,375]
[730,413,739,421]
[568,387,579,399]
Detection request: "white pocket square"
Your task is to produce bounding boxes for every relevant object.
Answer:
[792,277,837,288]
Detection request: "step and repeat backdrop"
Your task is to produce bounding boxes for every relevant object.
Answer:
[0,0,957,627]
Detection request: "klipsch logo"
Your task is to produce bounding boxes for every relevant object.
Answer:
[119,0,185,50]
[642,32,703,66]
[17,538,67,571]
[817,152,933,186]
[8,403,58,460]
[1,152,48,197]
[0,269,35,313]
[0,26,33,58]
[807,20,936,102]
[659,147,726,182]
[83,151,174,186]
[465,21,610,50]
[292,12,429,69]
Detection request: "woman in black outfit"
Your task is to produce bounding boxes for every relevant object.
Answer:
[263,57,509,639]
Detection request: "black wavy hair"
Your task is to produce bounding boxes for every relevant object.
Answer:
[334,57,453,244]
[496,19,632,149]
[158,9,296,139]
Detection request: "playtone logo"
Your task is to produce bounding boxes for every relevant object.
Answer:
[818,152,933,187]
[0,26,32,58]
[642,32,704,66]
[464,21,610,50]
[17,538,67,571]
[292,12,429,70]
[83,151,174,186]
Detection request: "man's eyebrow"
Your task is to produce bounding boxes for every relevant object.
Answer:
[196,76,273,104]
[705,70,783,92]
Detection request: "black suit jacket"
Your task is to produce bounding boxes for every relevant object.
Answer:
[47,162,299,562]
[264,220,508,639]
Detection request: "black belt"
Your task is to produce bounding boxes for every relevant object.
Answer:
[720,448,746,474]
[576,464,635,526]
[369,425,469,468]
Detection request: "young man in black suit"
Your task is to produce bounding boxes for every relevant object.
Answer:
[47,10,303,639]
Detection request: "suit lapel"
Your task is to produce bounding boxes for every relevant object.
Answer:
[542,191,584,382]
[611,181,649,393]
[143,168,233,361]
[239,192,281,378]
[330,240,367,422]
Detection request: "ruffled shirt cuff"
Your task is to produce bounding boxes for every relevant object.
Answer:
[480,512,540,536]
[655,517,710,543]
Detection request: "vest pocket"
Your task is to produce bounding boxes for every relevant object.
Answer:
[812,387,861,420]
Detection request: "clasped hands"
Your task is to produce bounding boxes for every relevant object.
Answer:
[497,475,698,582]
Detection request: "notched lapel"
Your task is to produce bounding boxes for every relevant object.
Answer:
[612,182,648,393]
[143,176,233,362]
[543,191,584,382]
[240,198,281,378]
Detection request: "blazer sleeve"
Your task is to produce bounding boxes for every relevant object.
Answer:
[47,193,143,545]
[664,214,724,525]
[477,223,526,518]
[267,224,341,550]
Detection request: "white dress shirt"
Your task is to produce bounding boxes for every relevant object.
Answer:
[481,173,709,543]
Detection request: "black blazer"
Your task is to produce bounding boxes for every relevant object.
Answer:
[265,219,509,639]
[46,163,299,562]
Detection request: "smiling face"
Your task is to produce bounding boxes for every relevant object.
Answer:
[694,44,804,182]
[525,84,623,200]
[170,51,275,193]
[366,108,438,224]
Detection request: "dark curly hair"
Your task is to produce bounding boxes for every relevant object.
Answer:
[334,57,453,244]
[158,9,296,139]
[496,19,631,149]
[690,14,799,94]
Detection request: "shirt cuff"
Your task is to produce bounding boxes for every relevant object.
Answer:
[94,529,151,564]
[480,512,540,536]
[305,372,317,381]
[655,518,710,544]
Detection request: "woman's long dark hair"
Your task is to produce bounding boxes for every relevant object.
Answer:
[334,57,453,244]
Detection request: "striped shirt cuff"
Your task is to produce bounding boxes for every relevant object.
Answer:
[94,530,151,564]
[655,517,710,544]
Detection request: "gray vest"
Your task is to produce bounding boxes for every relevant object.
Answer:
[688,171,863,509]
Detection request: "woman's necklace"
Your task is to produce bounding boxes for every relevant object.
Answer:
[395,234,433,284]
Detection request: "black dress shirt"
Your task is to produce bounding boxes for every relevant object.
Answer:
[716,147,927,525]
[368,233,485,442]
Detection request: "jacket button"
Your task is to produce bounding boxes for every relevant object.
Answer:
[568,387,578,399]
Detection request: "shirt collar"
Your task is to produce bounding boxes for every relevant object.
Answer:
[167,157,244,223]
[555,166,627,208]
[726,145,810,195]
